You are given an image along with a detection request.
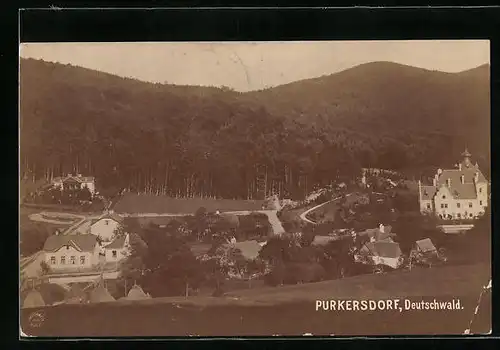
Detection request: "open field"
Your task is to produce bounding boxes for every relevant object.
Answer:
[114,194,267,214]
[19,207,69,232]
[21,263,490,336]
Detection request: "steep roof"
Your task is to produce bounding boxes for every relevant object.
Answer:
[437,167,486,188]
[223,240,262,260]
[43,234,98,252]
[361,241,402,259]
[103,234,128,250]
[415,238,437,254]
[22,289,46,309]
[89,282,116,303]
[53,175,95,183]
[125,284,151,300]
[420,185,437,200]
[91,212,124,225]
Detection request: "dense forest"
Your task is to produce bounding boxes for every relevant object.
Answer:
[20,59,490,200]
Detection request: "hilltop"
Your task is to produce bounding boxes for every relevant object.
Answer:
[20,59,490,199]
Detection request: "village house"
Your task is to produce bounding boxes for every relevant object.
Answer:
[414,238,438,257]
[89,211,124,242]
[43,234,101,272]
[418,149,488,220]
[42,231,130,274]
[357,224,395,243]
[51,173,96,196]
[355,240,403,269]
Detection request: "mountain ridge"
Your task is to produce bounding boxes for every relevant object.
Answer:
[20,58,490,199]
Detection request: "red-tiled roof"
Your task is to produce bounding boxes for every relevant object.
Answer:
[43,234,98,253]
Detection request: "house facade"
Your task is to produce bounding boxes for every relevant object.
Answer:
[52,174,96,196]
[102,234,130,263]
[43,234,101,272]
[90,212,123,242]
[418,149,488,220]
[43,230,130,275]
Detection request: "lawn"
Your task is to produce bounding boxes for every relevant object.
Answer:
[21,263,491,336]
[306,192,367,224]
[113,193,267,214]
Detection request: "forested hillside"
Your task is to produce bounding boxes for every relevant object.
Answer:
[20,59,490,200]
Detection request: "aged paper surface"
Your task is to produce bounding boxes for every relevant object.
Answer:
[19,41,491,337]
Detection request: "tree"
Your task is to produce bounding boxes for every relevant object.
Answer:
[299,223,316,247]
[40,260,51,275]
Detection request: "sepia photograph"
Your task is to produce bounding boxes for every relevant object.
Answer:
[19,40,491,337]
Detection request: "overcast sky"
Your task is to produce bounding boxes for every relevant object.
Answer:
[20,40,489,92]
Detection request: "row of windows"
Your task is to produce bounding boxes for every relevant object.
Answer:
[427,200,485,210]
[50,255,86,265]
[437,201,482,209]
[49,250,118,265]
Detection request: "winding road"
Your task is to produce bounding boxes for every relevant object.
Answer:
[299,193,354,225]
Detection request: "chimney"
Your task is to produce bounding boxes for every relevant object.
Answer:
[460,175,465,184]
[379,224,384,233]
[370,236,376,243]
[474,172,479,183]
[433,177,437,187]
[458,163,462,171]
[68,173,73,177]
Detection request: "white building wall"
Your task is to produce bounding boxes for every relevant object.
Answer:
[45,245,97,271]
[433,185,485,219]
[90,219,120,241]
[419,199,433,214]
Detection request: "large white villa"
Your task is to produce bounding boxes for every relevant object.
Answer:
[418,149,489,220]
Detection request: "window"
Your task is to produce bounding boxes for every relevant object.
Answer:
[50,256,56,265]
[480,200,483,206]
[112,250,117,258]
[70,256,76,264]
[105,220,109,226]
[444,204,448,209]
[457,213,461,218]
[479,188,482,193]
[66,246,70,250]
[469,213,473,218]
[426,203,431,209]
[440,204,444,209]
[442,195,446,199]
[457,203,461,208]
[469,202,473,208]
[60,256,66,265]
[80,256,86,265]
